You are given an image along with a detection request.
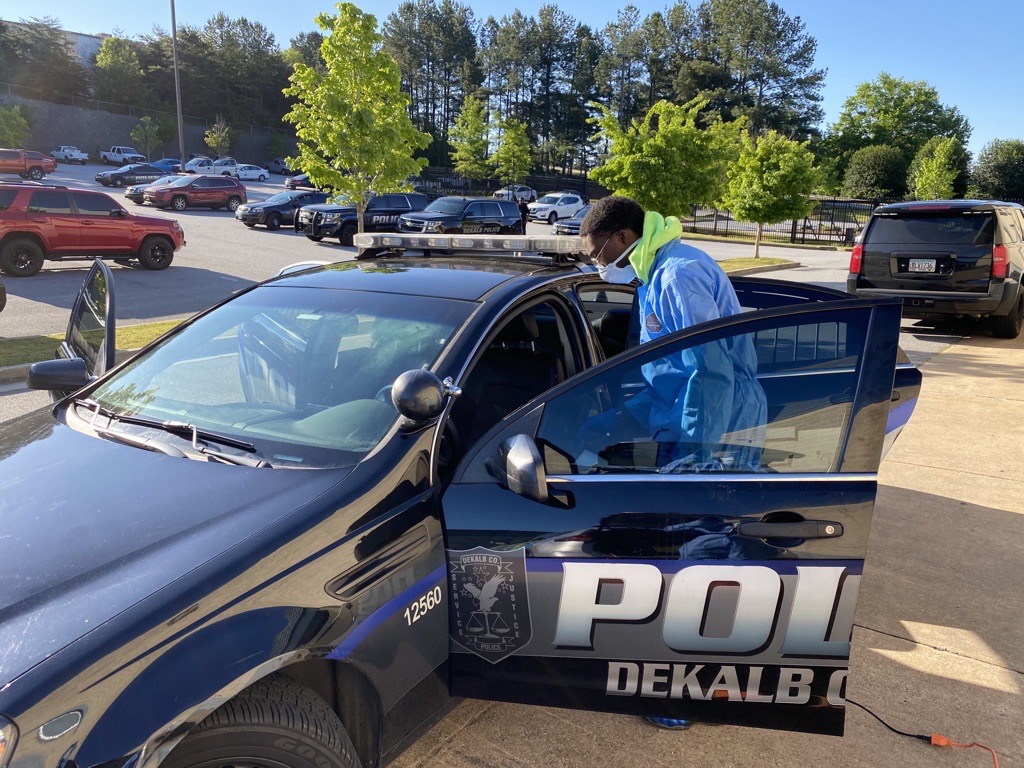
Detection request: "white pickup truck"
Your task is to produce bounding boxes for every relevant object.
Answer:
[51,146,90,164]
[100,146,146,165]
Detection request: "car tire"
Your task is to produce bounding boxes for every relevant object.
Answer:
[227,197,241,213]
[0,238,45,277]
[28,167,44,180]
[992,294,1023,339]
[244,222,255,228]
[171,196,188,212]
[306,235,323,242]
[138,235,174,270]
[112,177,124,188]
[339,224,357,247]
[160,675,359,768]
[548,211,558,224]
[265,212,282,231]
[258,174,267,181]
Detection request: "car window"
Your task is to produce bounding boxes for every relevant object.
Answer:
[535,311,868,476]
[868,211,994,246]
[169,176,195,187]
[0,150,19,160]
[87,284,473,469]
[578,284,635,358]
[0,189,16,210]
[465,203,484,217]
[210,178,234,188]
[27,190,72,214]
[73,192,123,216]
[480,202,503,217]
[537,195,559,204]
[193,177,211,188]
[366,196,386,211]
[563,196,579,205]
[426,198,468,215]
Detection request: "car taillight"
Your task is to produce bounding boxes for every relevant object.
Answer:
[849,243,863,274]
[992,244,1008,279]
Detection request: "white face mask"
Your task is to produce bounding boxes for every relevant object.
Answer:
[597,237,640,284]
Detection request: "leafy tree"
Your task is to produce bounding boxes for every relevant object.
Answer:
[131,115,170,159]
[907,135,970,199]
[204,116,235,157]
[284,31,326,72]
[971,139,1024,201]
[492,115,531,184]
[590,98,745,216]
[450,94,490,181]
[841,145,907,200]
[284,2,431,234]
[93,37,147,104]
[720,130,816,257]
[828,73,970,173]
[0,105,30,147]
[907,137,958,200]
[5,17,90,100]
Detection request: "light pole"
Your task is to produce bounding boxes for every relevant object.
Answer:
[170,0,186,164]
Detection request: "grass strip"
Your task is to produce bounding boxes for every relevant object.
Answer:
[0,319,181,368]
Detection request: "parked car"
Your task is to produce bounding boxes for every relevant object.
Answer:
[124,174,183,204]
[552,204,591,236]
[847,199,1024,339]
[235,190,330,230]
[95,163,170,188]
[284,172,317,190]
[528,192,586,224]
[493,183,536,202]
[236,164,271,182]
[100,146,146,165]
[0,181,184,276]
[10,243,919,768]
[399,196,524,236]
[143,174,247,212]
[51,145,89,164]
[212,157,240,177]
[184,156,214,174]
[557,188,589,204]
[0,148,57,180]
[152,158,182,173]
[266,157,293,175]
[412,184,441,201]
[296,192,430,244]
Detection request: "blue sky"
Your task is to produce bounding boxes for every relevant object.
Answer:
[13,0,1023,156]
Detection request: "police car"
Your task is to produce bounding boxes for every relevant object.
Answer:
[2,234,920,768]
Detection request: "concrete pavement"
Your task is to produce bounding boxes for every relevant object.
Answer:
[392,332,1023,767]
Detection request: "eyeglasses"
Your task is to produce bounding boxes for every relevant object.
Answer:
[583,234,614,264]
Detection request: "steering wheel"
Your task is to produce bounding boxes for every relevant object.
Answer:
[375,384,393,404]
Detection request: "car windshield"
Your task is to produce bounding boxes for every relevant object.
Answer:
[537,195,559,204]
[149,175,179,186]
[119,164,142,171]
[425,199,468,215]
[167,176,196,187]
[572,205,591,220]
[263,192,300,203]
[86,283,472,469]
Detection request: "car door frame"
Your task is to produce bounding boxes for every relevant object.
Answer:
[438,296,905,736]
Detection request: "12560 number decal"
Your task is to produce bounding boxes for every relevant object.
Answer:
[404,586,443,625]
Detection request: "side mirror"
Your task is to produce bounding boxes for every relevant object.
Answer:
[110,208,126,217]
[391,369,460,422]
[27,357,90,392]
[499,434,548,503]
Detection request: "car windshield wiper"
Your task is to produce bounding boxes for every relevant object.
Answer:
[94,426,187,458]
[76,399,270,467]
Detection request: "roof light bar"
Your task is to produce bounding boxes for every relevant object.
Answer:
[353,232,585,255]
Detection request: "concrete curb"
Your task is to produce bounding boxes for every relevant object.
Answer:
[724,262,802,276]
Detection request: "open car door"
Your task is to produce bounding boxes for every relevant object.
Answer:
[440,296,909,736]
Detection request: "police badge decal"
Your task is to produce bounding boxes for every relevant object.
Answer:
[448,547,532,663]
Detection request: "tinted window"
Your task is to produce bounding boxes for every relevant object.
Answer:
[74,192,122,216]
[464,203,484,217]
[497,201,519,217]
[0,189,16,210]
[426,198,468,215]
[28,190,72,214]
[868,212,994,246]
[0,150,19,160]
[193,177,211,188]
[480,202,503,217]
[210,178,234,188]
[366,196,386,210]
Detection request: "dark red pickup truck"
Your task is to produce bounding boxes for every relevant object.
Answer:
[0,148,57,180]
[0,182,185,276]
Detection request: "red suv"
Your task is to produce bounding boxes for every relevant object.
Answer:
[0,183,185,277]
[144,175,247,212]
[0,148,57,180]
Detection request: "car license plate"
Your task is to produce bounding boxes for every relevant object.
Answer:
[909,259,935,273]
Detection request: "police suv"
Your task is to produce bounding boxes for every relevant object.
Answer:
[1,233,920,768]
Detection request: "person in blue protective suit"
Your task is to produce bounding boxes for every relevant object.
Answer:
[578,196,767,731]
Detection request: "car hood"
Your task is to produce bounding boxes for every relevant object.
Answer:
[0,408,350,687]
[301,204,355,214]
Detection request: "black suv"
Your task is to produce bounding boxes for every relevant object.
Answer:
[848,200,1024,338]
[296,192,430,245]
[399,196,523,235]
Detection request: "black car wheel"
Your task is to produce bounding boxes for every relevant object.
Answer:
[160,676,359,768]
[112,177,125,188]
[265,212,282,231]
[28,167,44,180]
[138,236,174,270]
[227,197,241,212]
[306,235,323,242]
[547,211,558,224]
[339,224,357,247]
[992,295,1023,339]
[171,196,188,212]
[0,238,45,277]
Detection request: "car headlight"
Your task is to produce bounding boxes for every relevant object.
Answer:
[321,213,338,221]
[0,715,18,768]
[425,221,442,232]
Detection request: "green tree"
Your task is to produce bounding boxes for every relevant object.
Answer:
[911,138,958,200]
[130,115,171,160]
[450,94,490,181]
[284,31,326,72]
[5,17,90,100]
[0,105,30,147]
[828,73,970,174]
[204,115,235,156]
[92,37,147,104]
[284,2,431,234]
[841,145,907,200]
[590,98,745,216]
[491,115,531,184]
[971,139,1024,201]
[907,135,970,199]
[719,130,817,258]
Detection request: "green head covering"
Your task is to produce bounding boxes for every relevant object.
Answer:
[628,210,682,284]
